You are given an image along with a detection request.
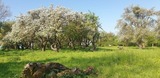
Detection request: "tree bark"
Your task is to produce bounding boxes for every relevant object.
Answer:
[38,37,47,51]
[138,43,145,49]
[51,43,59,52]
[41,46,46,51]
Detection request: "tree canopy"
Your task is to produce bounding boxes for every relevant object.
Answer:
[116,5,158,48]
[3,5,100,51]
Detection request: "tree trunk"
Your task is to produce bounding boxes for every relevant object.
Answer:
[138,43,145,49]
[30,42,34,50]
[15,42,19,50]
[41,46,46,51]
[57,39,62,49]
[152,43,154,47]
[38,36,47,51]
[51,43,59,52]
[92,42,96,51]
[68,38,76,50]
[138,44,142,49]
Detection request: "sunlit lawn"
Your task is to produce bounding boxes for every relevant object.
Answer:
[0,46,160,78]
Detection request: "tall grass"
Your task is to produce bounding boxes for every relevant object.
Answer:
[0,46,160,78]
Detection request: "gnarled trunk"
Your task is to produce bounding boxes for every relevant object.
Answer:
[51,43,59,52]
[138,42,145,49]
[38,37,47,51]
[41,46,46,51]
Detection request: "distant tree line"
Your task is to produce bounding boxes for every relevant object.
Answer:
[1,2,160,51]
[97,31,118,47]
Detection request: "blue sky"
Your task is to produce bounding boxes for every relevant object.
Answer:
[2,0,160,33]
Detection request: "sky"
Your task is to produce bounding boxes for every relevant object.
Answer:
[2,0,160,33]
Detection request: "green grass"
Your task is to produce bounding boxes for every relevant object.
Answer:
[0,46,160,78]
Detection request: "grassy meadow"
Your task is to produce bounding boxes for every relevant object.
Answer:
[0,46,160,78]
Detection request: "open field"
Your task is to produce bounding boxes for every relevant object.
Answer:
[0,47,160,78]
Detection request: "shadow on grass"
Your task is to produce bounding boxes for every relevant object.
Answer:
[126,46,160,50]
[0,57,61,78]
[97,47,115,52]
[60,47,116,53]
[0,50,33,57]
[0,61,29,78]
